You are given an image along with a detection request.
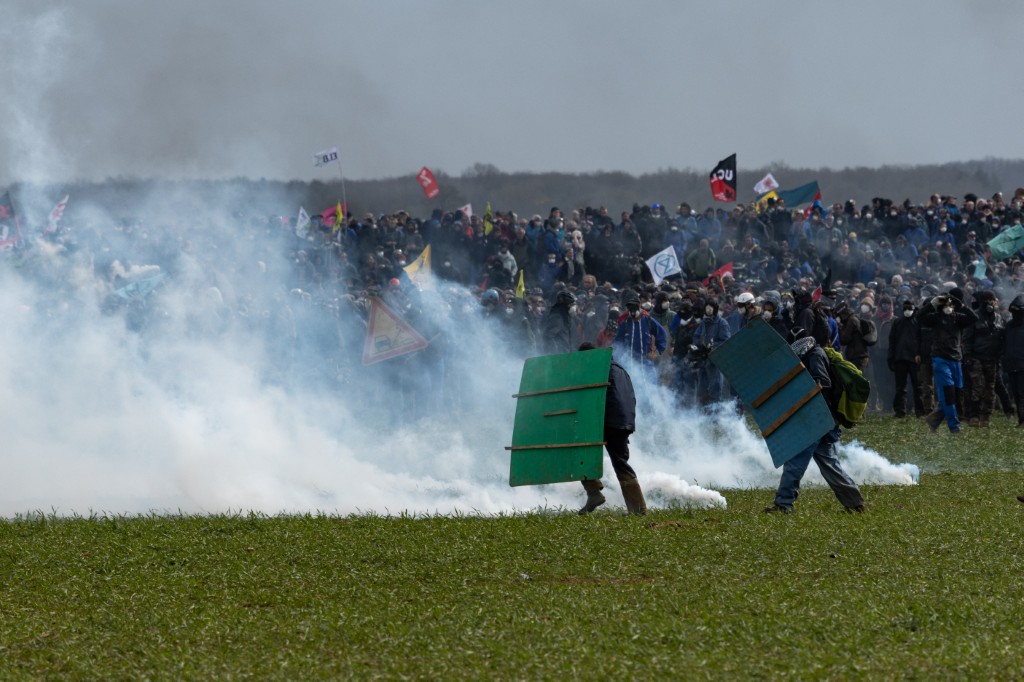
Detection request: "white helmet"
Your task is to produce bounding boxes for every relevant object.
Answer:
[735,291,755,305]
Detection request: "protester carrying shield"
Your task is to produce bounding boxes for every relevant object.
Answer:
[577,342,647,516]
[765,330,866,513]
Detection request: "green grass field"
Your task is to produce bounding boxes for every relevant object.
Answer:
[2,415,1023,680]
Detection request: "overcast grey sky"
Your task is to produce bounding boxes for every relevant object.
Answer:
[3,0,1023,186]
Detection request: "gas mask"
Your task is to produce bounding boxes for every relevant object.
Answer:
[761,310,773,321]
[903,309,914,318]
[942,306,954,315]
[860,304,872,314]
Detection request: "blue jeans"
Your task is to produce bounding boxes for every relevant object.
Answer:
[932,357,963,432]
[774,426,864,511]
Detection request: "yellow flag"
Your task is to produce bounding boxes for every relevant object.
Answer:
[515,269,525,299]
[402,244,433,290]
[484,202,494,236]
[756,191,779,213]
[332,201,344,232]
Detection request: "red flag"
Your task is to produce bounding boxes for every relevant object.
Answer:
[811,284,822,303]
[417,167,440,199]
[321,202,348,224]
[702,262,733,286]
[709,154,737,202]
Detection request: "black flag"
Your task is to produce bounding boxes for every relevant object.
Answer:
[709,154,737,203]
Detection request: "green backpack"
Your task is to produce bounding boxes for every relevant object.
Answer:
[822,346,871,427]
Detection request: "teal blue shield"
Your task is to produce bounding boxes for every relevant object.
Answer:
[710,319,833,467]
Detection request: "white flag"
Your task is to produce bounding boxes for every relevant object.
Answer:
[45,195,70,234]
[645,245,681,286]
[313,146,339,167]
[754,173,779,195]
[457,203,473,220]
[295,207,311,237]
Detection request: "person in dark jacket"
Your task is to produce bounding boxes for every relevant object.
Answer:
[888,298,926,417]
[765,330,865,513]
[690,298,732,405]
[916,287,977,433]
[1004,295,1024,429]
[759,290,791,339]
[541,290,578,354]
[576,342,647,516]
[612,289,668,385]
[669,299,700,404]
[963,290,1005,427]
[836,302,871,371]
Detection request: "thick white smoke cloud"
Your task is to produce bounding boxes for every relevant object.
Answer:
[0,228,918,518]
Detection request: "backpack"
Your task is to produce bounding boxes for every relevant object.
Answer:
[821,346,871,427]
[860,318,878,346]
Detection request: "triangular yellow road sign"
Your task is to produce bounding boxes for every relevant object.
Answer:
[361,297,429,365]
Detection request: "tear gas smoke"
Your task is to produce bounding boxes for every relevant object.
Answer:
[0,204,918,518]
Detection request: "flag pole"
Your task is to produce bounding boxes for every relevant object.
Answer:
[336,157,348,220]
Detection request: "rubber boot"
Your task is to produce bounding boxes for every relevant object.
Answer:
[578,479,605,515]
[619,476,647,516]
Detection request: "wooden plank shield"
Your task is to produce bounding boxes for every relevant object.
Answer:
[709,319,834,468]
[507,348,612,486]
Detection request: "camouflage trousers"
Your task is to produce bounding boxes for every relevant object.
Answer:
[966,358,997,421]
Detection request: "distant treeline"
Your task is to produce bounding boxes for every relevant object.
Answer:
[11,158,1024,225]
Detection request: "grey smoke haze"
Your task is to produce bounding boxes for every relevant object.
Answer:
[3,0,1024,187]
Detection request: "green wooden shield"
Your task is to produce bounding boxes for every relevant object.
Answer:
[507,348,612,486]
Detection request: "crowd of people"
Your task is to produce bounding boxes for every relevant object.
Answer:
[11,187,1024,436]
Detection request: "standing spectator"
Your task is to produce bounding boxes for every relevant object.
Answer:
[963,291,1004,427]
[888,298,926,417]
[868,296,895,412]
[541,290,578,354]
[1004,295,1024,430]
[686,238,717,281]
[690,298,731,405]
[917,288,977,434]
[837,302,872,372]
[613,290,668,385]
